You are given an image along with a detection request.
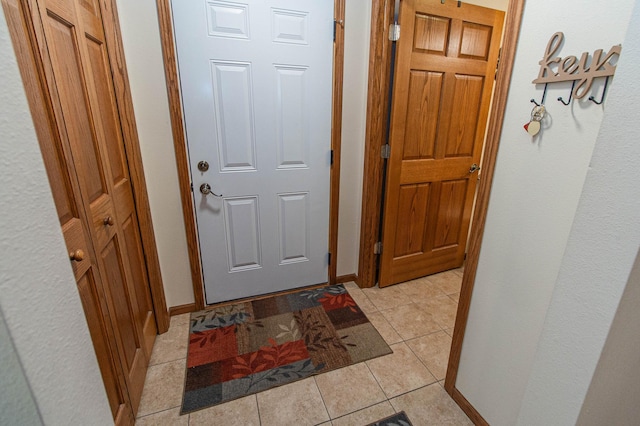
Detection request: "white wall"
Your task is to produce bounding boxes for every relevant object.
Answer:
[456,1,635,425]
[0,313,41,425]
[0,7,112,424]
[577,251,640,426]
[517,2,640,422]
[115,0,194,308]
[336,0,371,277]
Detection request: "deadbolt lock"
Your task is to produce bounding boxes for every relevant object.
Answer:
[197,161,209,172]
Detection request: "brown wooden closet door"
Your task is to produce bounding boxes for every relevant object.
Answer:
[76,0,157,358]
[380,0,504,286]
[1,1,135,423]
[31,0,155,413]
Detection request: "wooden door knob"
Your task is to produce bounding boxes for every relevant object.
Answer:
[69,249,85,262]
[103,216,114,226]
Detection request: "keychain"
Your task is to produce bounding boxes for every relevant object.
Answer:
[524,105,545,136]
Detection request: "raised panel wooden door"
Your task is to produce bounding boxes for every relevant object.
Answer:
[379,0,504,286]
[30,0,155,414]
[172,0,334,303]
[0,1,135,422]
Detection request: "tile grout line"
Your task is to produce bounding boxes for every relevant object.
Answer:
[328,399,396,423]
[148,355,187,369]
[254,394,262,426]
[387,382,442,402]
[136,403,182,421]
[363,360,397,410]
[312,375,332,423]
[378,301,446,343]
[372,306,405,343]
[404,340,441,384]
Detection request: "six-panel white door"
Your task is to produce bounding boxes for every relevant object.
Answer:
[172,0,334,303]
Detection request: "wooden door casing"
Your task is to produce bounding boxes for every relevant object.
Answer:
[380,0,504,286]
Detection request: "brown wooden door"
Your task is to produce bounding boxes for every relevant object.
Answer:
[1,1,136,423]
[379,0,504,287]
[10,0,157,417]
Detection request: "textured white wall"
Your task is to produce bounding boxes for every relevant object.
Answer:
[0,7,112,425]
[336,0,371,277]
[0,313,41,425]
[517,3,640,422]
[456,1,635,425]
[114,0,195,308]
[577,252,640,426]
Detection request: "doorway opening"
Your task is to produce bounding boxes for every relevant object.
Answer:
[380,0,505,288]
[157,0,346,308]
[358,0,525,422]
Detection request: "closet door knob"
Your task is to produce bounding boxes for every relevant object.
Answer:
[70,249,85,262]
[103,216,114,226]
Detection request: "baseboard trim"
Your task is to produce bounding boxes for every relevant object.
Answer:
[450,386,489,426]
[169,303,197,316]
[335,274,358,285]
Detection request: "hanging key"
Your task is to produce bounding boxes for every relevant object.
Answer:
[524,105,546,136]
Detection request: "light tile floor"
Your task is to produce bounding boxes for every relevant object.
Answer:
[136,268,471,425]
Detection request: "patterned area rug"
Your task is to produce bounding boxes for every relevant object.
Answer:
[367,411,414,426]
[181,284,392,414]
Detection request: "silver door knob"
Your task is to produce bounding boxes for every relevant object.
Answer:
[469,163,481,174]
[199,183,222,197]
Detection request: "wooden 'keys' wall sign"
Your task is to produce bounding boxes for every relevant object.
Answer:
[533,32,621,100]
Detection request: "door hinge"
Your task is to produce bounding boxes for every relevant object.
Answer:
[495,47,502,80]
[388,23,400,41]
[381,144,391,159]
[333,19,343,42]
[328,252,332,265]
[374,241,383,255]
[330,149,334,166]
[190,182,193,191]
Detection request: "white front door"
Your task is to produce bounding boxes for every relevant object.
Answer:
[172,0,334,304]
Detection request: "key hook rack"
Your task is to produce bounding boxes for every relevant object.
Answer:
[587,76,610,105]
[557,81,575,106]
[530,32,621,107]
[530,83,548,107]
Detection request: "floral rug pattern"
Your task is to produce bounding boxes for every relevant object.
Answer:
[181,284,392,414]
